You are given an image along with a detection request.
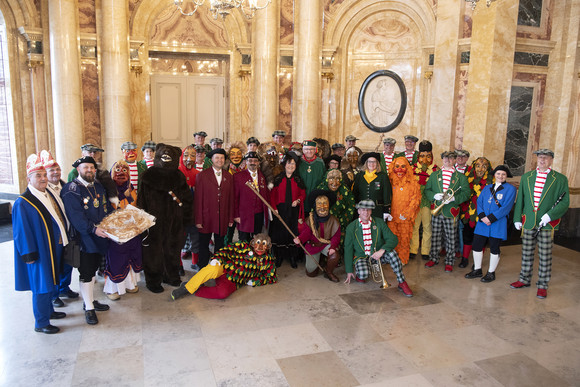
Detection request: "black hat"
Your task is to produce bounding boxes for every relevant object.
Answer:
[281,151,300,166]
[360,152,381,165]
[492,165,513,178]
[327,155,342,166]
[193,131,208,137]
[243,151,262,161]
[308,189,337,211]
[72,156,97,168]
[331,143,345,150]
[207,148,227,158]
[418,140,432,152]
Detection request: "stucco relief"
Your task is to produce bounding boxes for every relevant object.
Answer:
[352,18,418,52]
[150,7,229,48]
[79,0,97,33]
[280,0,294,45]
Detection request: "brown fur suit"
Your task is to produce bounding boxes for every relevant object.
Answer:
[388,157,421,264]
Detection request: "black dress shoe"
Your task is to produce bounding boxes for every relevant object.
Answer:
[85,310,98,325]
[465,269,483,279]
[50,311,67,319]
[178,267,185,276]
[458,258,469,268]
[481,272,496,283]
[83,301,110,311]
[59,289,79,299]
[35,324,60,334]
[146,283,165,293]
[409,253,416,260]
[421,254,430,261]
[52,297,65,308]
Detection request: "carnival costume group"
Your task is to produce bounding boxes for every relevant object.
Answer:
[13,131,570,334]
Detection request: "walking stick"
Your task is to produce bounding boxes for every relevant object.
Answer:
[245,181,325,272]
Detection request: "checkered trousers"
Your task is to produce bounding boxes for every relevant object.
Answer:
[429,214,456,265]
[519,228,554,289]
[354,250,405,283]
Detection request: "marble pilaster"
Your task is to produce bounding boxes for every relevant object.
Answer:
[292,0,322,141]
[30,65,49,151]
[101,0,132,167]
[48,0,84,174]
[426,0,462,154]
[252,0,279,141]
[463,0,519,167]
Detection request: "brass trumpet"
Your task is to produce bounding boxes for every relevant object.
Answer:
[431,188,456,216]
[369,255,389,289]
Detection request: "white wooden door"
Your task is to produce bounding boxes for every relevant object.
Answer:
[151,75,225,147]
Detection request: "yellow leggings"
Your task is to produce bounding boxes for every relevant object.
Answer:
[185,264,224,294]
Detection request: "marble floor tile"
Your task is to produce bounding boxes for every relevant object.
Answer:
[72,345,144,386]
[475,352,571,386]
[339,288,400,315]
[277,351,359,387]
[388,333,467,370]
[421,363,504,387]
[360,373,434,387]
[335,341,418,384]
[212,357,287,387]
[438,325,518,362]
[143,338,213,384]
[261,322,333,358]
[313,315,386,350]
[520,338,580,386]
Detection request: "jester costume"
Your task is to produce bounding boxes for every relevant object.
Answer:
[315,172,355,250]
[176,240,276,300]
[388,157,421,265]
[458,158,493,268]
[409,142,439,258]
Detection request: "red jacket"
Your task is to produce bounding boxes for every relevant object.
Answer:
[234,169,270,233]
[195,167,234,235]
[270,176,306,221]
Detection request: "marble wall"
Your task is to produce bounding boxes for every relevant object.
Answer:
[81,64,102,152]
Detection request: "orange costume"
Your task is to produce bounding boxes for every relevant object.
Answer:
[388,157,421,264]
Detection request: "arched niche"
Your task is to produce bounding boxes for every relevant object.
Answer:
[322,0,436,150]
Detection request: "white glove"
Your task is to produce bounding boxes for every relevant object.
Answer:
[109,196,119,206]
[514,222,522,230]
[399,214,406,221]
[539,214,551,228]
[247,280,254,286]
[209,259,221,266]
[383,213,393,221]
[434,193,444,201]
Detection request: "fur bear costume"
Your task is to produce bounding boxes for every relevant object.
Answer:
[137,144,193,293]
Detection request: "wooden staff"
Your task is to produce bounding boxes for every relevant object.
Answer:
[245,181,325,272]
[374,133,385,152]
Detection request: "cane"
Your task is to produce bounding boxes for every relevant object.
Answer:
[244,181,325,272]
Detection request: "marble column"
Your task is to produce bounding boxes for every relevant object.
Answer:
[101,0,132,167]
[252,0,279,141]
[426,0,462,154]
[463,0,518,166]
[292,0,322,141]
[48,0,84,172]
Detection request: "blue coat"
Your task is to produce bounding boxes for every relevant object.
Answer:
[61,179,111,255]
[474,182,516,240]
[13,190,63,293]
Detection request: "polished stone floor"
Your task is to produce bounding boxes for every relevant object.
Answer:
[1,240,579,387]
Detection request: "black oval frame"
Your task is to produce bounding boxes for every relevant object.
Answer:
[358,70,407,133]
